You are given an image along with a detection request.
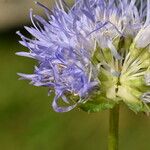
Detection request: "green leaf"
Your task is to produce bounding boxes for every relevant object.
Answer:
[80,95,116,113]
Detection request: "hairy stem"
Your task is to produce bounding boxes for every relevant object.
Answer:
[108,104,119,150]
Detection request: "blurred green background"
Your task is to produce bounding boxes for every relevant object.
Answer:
[0,1,150,150]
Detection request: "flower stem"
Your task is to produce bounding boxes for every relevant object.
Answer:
[108,104,119,150]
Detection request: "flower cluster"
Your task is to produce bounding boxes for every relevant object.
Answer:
[17,0,150,113]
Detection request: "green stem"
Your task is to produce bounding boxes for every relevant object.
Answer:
[108,104,119,150]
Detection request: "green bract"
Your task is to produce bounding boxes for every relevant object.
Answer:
[81,38,150,113]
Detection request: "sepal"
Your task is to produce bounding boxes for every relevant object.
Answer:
[80,94,116,113]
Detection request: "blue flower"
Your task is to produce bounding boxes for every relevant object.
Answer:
[17,0,150,113]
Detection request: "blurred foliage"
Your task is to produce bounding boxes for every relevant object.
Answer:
[0,0,55,30]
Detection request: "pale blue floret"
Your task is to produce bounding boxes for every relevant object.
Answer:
[16,0,150,112]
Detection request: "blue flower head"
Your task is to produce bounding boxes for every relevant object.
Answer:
[17,0,150,113]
